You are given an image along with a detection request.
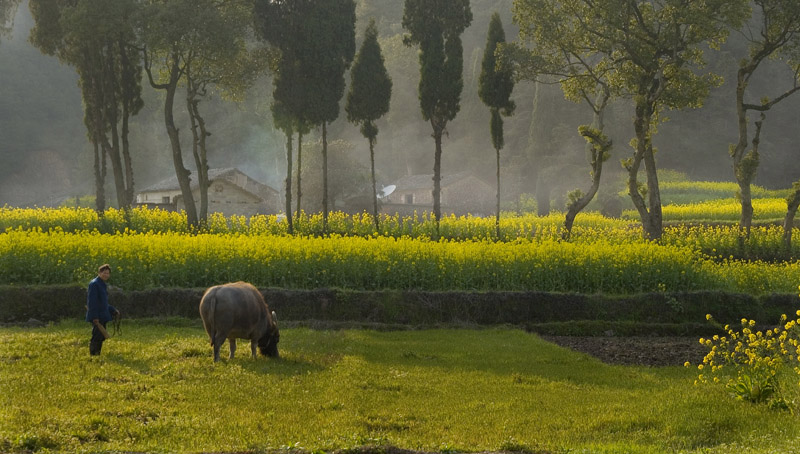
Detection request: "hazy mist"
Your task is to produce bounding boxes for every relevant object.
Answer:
[1,0,799,209]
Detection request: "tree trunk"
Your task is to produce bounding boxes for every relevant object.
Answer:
[93,139,105,214]
[187,82,209,226]
[643,135,662,241]
[296,130,303,215]
[284,130,294,235]
[121,97,134,211]
[431,121,444,238]
[370,134,380,231]
[563,137,608,240]
[563,91,610,241]
[119,40,135,211]
[102,41,127,210]
[733,66,755,243]
[737,114,764,250]
[197,109,209,227]
[783,186,800,254]
[88,68,107,215]
[628,100,662,241]
[322,122,329,233]
[163,54,198,229]
[495,144,501,240]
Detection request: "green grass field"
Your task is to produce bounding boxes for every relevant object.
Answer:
[2,321,799,454]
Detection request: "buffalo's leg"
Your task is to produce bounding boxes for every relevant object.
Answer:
[212,339,222,362]
[228,338,237,359]
[250,339,258,358]
[212,332,228,362]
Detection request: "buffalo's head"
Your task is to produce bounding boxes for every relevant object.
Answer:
[258,311,280,358]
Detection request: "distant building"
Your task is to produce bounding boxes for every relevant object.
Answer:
[382,171,494,216]
[135,168,281,217]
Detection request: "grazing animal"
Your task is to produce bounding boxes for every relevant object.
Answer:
[199,282,280,362]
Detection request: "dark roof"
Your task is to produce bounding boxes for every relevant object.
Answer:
[393,171,477,191]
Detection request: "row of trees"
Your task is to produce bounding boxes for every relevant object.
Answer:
[22,0,464,235]
[508,0,800,248]
[9,0,800,248]
[19,0,493,238]
[26,0,262,228]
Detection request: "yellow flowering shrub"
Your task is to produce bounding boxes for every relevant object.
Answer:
[691,300,800,410]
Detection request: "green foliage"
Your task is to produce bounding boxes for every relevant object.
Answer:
[736,150,761,184]
[346,19,392,141]
[579,125,612,163]
[256,0,314,133]
[730,0,800,216]
[258,0,357,127]
[346,18,392,229]
[514,0,750,240]
[402,0,472,124]
[29,0,145,210]
[479,12,515,153]
[478,12,515,117]
[2,324,800,453]
[567,188,584,206]
[0,0,20,43]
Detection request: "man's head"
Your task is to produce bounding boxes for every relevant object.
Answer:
[98,264,111,281]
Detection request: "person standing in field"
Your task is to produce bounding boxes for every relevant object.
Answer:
[85,264,119,356]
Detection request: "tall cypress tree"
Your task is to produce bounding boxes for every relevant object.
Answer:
[402,0,472,236]
[346,19,392,231]
[478,12,515,240]
[254,0,312,233]
[304,0,355,232]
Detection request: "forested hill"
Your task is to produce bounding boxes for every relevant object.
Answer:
[1,0,799,208]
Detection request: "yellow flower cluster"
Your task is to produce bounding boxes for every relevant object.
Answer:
[691,305,800,408]
[0,206,188,234]
[624,198,789,222]
[2,206,798,260]
[0,229,730,292]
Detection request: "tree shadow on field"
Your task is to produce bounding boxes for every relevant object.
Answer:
[98,353,155,377]
[197,348,331,377]
[351,329,651,389]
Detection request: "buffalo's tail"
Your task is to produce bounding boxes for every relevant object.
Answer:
[200,287,218,346]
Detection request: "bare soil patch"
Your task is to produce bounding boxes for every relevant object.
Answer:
[541,335,707,367]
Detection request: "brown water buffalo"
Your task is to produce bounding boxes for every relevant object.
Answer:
[199,282,280,362]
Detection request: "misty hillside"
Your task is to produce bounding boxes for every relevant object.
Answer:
[1,0,799,209]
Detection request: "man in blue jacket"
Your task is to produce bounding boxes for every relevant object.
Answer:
[85,264,119,356]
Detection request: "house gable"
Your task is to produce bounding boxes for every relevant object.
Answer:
[135,167,282,216]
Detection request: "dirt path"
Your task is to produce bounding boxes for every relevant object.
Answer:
[541,335,707,367]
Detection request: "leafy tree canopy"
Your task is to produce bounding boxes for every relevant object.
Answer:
[478,12,514,116]
[346,18,392,140]
[402,0,472,125]
[0,0,21,44]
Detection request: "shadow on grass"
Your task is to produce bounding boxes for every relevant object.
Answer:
[349,328,655,389]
